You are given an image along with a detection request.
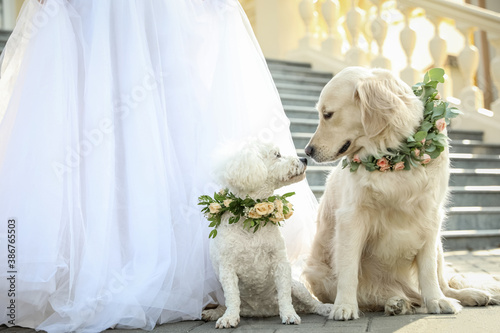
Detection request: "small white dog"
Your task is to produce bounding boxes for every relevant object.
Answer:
[201,141,333,328]
[303,67,499,320]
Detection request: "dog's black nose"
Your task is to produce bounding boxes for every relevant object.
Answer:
[304,145,314,157]
[300,157,308,166]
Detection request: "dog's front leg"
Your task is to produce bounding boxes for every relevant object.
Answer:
[275,260,301,325]
[330,211,366,321]
[416,232,462,314]
[216,267,241,329]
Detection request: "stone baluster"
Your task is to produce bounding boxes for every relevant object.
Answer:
[488,35,500,116]
[321,0,342,58]
[398,5,418,85]
[345,0,368,66]
[428,16,451,98]
[370,0,390,69]
[298,0,318,50]
[457,24,484,114]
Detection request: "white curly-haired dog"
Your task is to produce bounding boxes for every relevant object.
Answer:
[303,67,500,320]
[202,141,333,329]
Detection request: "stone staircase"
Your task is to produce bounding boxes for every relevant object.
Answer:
[267,59,500,251]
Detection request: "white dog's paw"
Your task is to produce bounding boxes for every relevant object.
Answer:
[280,309,301,325]
[215,313,240,329]
[426,297,462,314]
[315,303,335,317]
[384,297,413,316]
[202,305,226,321]
[328,303,359,321]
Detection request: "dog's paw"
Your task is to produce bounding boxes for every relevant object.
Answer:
[454,288,491,306]
[426,297,462,314]
[328,303,359,321]
[215,314,240,329]
[384,297,413,316]
[315,303,335,317]
[202,305,226,321]
[280,309,301,325]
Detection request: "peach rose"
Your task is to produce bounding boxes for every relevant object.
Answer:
[209,203,221,214]
[247,209,260,219]
[254,202,274,216]
[435,93,441,100]
[223,199,232,207]
[394,161,405,171]
[436,118,446,132]
[414,148,420,157]
[284,203,294,219]
[352,154,361,163]
[422,154,431,165]
[376,157,390,172]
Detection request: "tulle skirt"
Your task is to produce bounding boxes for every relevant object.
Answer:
[0,1,317,332]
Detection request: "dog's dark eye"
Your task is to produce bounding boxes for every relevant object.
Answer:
[323,112,333,120]
[276,152,281,158]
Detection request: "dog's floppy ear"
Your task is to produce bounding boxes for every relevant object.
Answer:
[222,145,268,193]
[354,70,412,138]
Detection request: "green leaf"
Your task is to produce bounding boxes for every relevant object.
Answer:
[407,135,416,143]
[426,144,436,152]
[414,131,427,142]
[428,149,441,159]
[420,121,433,132]
[281,192,295,198]
[350,163,360,172]
[209,229,217,238]
[342,158,348,169]
[426,68,445,83]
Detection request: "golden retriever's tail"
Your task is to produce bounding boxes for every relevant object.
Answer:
[447,274,500,305]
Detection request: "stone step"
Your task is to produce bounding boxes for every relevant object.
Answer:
[446,207,500,230]
[271,73,332,86]
[449,169,500,186]
[284,105,318,119]
[266,58,312,69]
[268,65,332,78]
[309,185,500,206]
[450,140,500,154]
[281,94,319,107]
[275,83,323,97]
[292,133,500,155]
[304,166,500,187]
[450,153,500,169]
[441,229,500,251]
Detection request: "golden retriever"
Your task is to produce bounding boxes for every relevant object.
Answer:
[303,67,498,320]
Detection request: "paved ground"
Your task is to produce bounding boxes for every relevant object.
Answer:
[2,249,500,333]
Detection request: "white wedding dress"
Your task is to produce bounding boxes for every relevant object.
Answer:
[0,1,318,332]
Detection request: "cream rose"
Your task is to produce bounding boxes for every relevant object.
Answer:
[254,202,274,216]
[274,200,284,214]
[208,203,221,214]
[394,161,405,171]
[270,211,285,222]
[223,199,232,207]
[284,203,294,219]
[247,209,260,219]
[376,157,390,172]
[436,118,446,132]
[422,154,431,165]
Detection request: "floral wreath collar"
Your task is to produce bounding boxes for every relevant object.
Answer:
[343,68,461,173]
[198,189,294,238]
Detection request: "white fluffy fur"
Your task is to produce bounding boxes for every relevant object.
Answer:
[303,67,499,320]
[203,141,333,328]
